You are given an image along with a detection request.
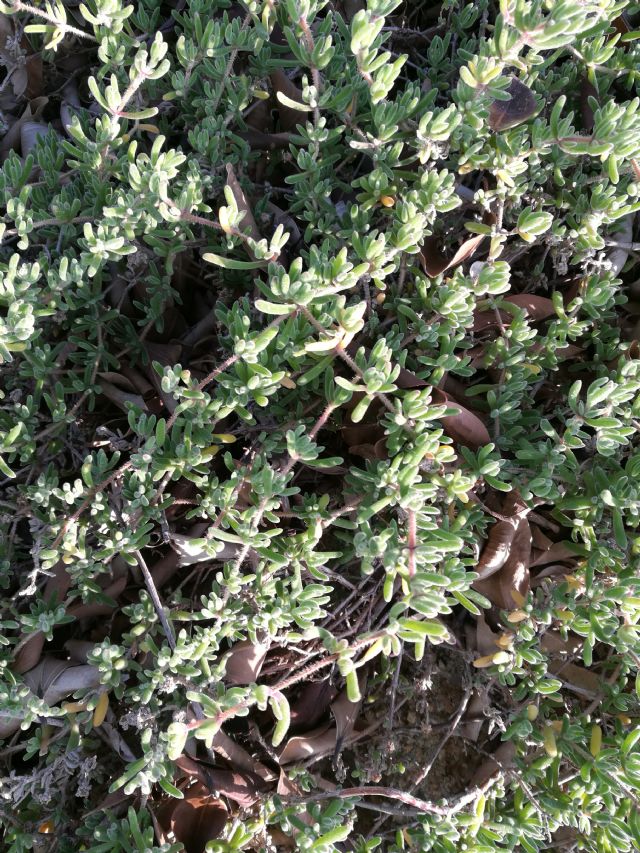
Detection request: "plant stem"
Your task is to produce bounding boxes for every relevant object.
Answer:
[11,0,97,40]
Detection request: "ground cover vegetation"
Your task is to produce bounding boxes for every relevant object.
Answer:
[1,0,640,849]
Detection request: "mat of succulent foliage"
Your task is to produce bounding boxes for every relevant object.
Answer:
[1,0,640,850]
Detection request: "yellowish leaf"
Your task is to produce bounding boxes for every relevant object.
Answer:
[93,691,109,728]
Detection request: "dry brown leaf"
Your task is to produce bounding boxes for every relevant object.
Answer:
[223,640,270,685]
[458,687,489,741]
[238,128,292,150]
[24,658,101,705]
[13,632,46,675]
[210,728,274,782]
[175,755,264,807]
[474,294,555,331]
[21,120,50,156]
[64,640,97,663]
[541,630,582,657]
[541,631,600,694]
[278,722,334,764]
[208,769,263,807]
[270,69,307,134]
[225,162,262,246]
[290,678,335,731]
[420,233,486,277]
[0,15,42,106]
[474,517,531,609]
[489,77,538,132]
[471,740,517,786]
[348,439,387,461]
[150,549,181,589]
[530,540,577,567]
[99,379,146,414]
[396,367,428,389]
[276,770,314,831]
[331,678,364,754]
[341,423,384,448]
[143,342,183,414]
[475,612,500,656]
[473,518,518,581]
[158,782,227,853]
[530,525,554,552]
[1,657,102,739]
[472,493,530,582]
[0,96,47,163]
[504,294,556,320]
[60,79,81,135]
[67,575,127,620]
[13,563,72,675]
[432,388,490,449]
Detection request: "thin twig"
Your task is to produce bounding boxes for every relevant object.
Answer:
[133,549,176,651]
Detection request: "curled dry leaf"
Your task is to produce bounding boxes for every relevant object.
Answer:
[67,574,127,620]
[472,492,530,582]
[211,729,274,782]
[473,516,532,610]
[420,232,486,278]
[290,678,335,731]
[471,739,517,786]
[488,77,538,132]
[175,755,265,808]
[99,379,146,414]
[270,69,307,133]
[0,96,48,163]
[223,639,270,685]
[278,722,336,765]
[432,388,490,449]
[331,678,364,755]
[473,294,555,331]
[225,162,262,246]
[157,782,227,853]
[541,631,600,695]
[24,657,101,706]
[458,687,489,741]
[530,540,578,567]
[1,657,102,739]
[21,121,50,157]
